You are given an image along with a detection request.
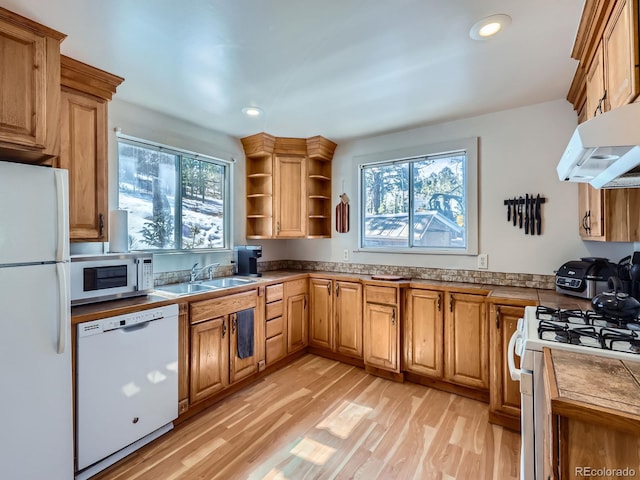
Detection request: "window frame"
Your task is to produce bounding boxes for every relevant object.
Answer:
[357,137,478,255]
[116,134,233,253]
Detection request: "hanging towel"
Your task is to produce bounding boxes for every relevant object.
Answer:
[236,308,254,359]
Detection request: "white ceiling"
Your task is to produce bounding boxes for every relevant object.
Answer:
[5,0,585,142]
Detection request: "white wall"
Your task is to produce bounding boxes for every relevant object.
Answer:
[68,99,291,272]
[286,99,633,275]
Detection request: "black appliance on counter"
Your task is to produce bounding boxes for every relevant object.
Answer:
[555,257,617,299]
[614,251,640,301]
[234,245,262,276]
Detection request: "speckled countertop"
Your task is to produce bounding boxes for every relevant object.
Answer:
[71,269,585,324]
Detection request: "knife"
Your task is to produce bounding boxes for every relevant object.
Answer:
[507,199,511,222]
[535,194,542,235]
[529,194,535,235]
[512,197,517,226]
[518,196,523,228]
[524,194,529,233]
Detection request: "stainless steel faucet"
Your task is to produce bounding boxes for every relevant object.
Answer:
[190,263,220,282]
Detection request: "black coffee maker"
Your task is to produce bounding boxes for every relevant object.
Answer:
[616,251,640,300]
[234,245,262,276]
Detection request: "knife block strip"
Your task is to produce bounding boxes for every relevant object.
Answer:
[503,195,546,235]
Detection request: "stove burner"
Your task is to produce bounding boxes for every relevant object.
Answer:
[535,306,588,324]
[601,328,640,353]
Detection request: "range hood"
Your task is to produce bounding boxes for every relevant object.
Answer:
[557,102,640,189]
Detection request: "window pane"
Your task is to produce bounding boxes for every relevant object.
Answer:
[363,163,409,247]
[413,155,465,248]
[181,158,225,249]
[118,143,177,250]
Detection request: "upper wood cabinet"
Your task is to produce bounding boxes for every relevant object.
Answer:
[568,0,640,242]
[241,133,336,239]
[0,7,65,163]
[57,56,123,242]
[568,0,639,113]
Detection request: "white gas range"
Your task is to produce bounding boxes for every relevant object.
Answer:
[509,305,640,480]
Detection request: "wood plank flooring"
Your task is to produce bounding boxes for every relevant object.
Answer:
[93,355,520,480]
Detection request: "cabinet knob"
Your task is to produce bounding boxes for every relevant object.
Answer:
[335,283,340,297]
[232,314,237,334]
[327,282,331,295]
[222,319,227,338]
[437,294,441,311]
[496,306,500,329]
[449,296,454,312]
[391,309,396,326]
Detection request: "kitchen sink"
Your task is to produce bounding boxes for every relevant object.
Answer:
[154,277,256,297]
[155,283,218,295]
[200,277,256,288]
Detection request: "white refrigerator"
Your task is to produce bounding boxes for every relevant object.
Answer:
[0,162,73,479]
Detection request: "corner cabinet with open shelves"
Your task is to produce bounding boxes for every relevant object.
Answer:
[241,133,337,239]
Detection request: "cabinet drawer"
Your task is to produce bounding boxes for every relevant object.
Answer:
[284,278,307,296]
[266,316,284,338]
[265,299,283,320]
[365,285,397,305]
[266,283,283,303]
[266,333,286,364]
[190,290,257,324]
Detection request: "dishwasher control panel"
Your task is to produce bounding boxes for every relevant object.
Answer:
[78,305,176,337]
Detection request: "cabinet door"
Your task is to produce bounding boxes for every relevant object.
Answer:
[309,278,333,350]
[404,289,443,377]
[585,41,606,119]
[286,292,308,353]
[0,19,48,150]
[444,293,488,389]
[335,281,363,359]
[229,309,258,384]
[578,184,604,239]
[489,304,525,422]
[190,316,229,404]
[364,302,399,372]
[59,89,108,241]
[274,155,306,237]
[604,0,639,110]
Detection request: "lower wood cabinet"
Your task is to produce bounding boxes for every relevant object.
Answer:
[363,284,400,373]
[265,283,286,365]
[489,302,532,430]
[189,290,258,405]
[309,277,363,359]
[444,292,488,389]
[403,288,488,393]
[285,278,308,353]
[403,288,443,377]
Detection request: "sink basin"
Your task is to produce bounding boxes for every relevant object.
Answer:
[154,277,256,297]
[201,277,256,288]
[155,283,218,295]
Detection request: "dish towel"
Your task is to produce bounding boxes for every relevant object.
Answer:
[336,193,350,233]
[236,308,254,359]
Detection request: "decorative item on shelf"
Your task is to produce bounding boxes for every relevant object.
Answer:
[336,193,350,233]
[503,194,546,235]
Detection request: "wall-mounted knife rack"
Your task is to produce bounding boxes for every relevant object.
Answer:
[503,194,546,235]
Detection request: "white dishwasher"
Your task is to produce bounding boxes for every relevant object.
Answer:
[75,304,178,478]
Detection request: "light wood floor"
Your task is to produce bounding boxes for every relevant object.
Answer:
[94,355,520,480]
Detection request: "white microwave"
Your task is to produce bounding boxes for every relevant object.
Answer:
[70,253,154,305]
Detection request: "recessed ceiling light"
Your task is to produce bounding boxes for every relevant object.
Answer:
[470,14,511,40]
[242,106,263,117]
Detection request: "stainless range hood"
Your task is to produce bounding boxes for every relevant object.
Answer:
[557,102,640,189]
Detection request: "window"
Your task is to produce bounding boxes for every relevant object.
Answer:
[359,138,478,254]
[117,137,231,251]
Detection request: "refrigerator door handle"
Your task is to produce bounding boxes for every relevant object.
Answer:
[56,263,69,354]
[54,170,69,262]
